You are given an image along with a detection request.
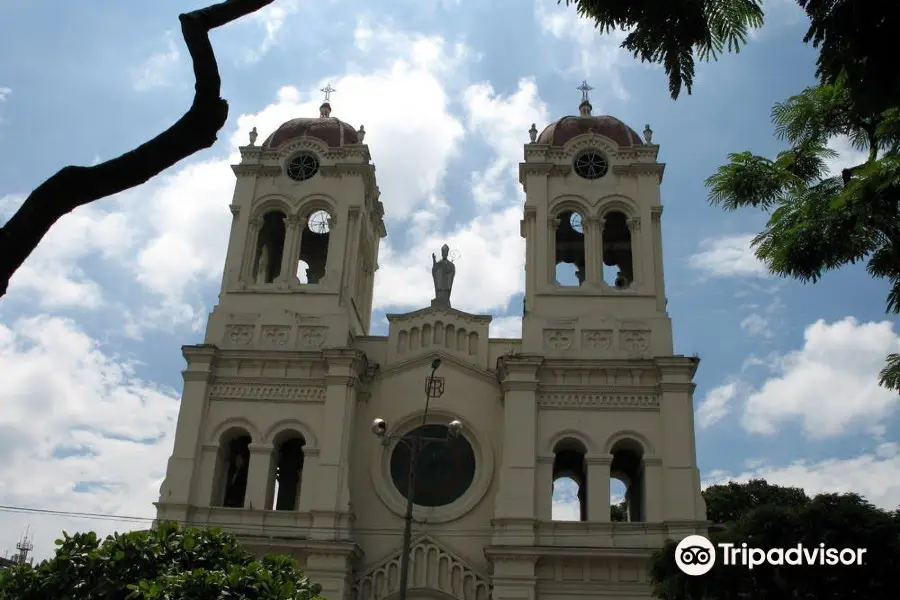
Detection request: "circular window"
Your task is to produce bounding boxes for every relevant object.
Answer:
[389,424,476,508]
[286,153,319,181]
[573,149,609,180]
[307,210,330,234]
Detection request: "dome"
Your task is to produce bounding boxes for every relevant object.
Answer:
[536,104,644,148]
[262,102,360,149]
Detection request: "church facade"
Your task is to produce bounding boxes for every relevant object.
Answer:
[155,85,708,600]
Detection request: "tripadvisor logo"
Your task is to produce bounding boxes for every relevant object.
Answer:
[674,535,867,576]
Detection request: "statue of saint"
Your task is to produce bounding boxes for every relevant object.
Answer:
[431,244,456,308]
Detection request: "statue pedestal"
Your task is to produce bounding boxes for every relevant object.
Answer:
[431,298,451,309]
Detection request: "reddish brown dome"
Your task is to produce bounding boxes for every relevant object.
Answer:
[262,103,359,149]
[537,114,643,147]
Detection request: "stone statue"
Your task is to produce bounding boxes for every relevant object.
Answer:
[431,244,455,308]
[249,126,258,146]
[529,123,537,143]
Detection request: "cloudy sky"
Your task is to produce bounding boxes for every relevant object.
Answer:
[1,0,899,559]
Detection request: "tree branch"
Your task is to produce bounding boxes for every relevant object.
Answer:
[0,0,275,299]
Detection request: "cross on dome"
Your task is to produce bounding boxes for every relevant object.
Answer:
[320,83,336,103]
[577,80,593,103]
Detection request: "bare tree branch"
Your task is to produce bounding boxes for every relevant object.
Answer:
[0,0,275,299]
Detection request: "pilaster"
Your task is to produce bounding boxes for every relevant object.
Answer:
[585,216,603,285]
[643,456,664,521]
[279,214,304,285]
[494,355,543,543]
[163,345,217,506]
[586,454,612,521]
[245,443,273,510]
[487,556,537,600]
[304,549,358,600]
[314,349,367,530]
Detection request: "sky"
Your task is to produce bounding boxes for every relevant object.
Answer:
[1,0,899,560]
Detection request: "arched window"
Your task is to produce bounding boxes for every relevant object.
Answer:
[551,438,588,521]
[609,438,645,521]
[253,211,287,284]
[601,211,633,288]
[297,209,332,284]
[554,210,586,286]
[212,429,252,508]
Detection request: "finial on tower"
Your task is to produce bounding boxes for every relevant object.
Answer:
[577,79,593,116]
[643,124,653,143]
[528,123,538,143]
[319,83,335,117]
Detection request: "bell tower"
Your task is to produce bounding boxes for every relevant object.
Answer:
[207,90,385,349]
[519,82,671,358]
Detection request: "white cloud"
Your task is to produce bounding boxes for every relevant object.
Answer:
[703,318,900,438]
[241,0,301,64]
[0,316,178,560]
[689,234,769,278]
[740,313,772,338]
[373,78,548,313]
[704,442,900,510]
[824,134,870,178]
[490,316,522,339]
[533,0,632,102]
[696,382,739,429]
[131,34,182,91]
[6,202,136,310]
[0,87,10,101]
[740,317,900,438]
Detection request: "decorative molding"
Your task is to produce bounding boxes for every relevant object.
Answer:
[224,324,255,346]
[612,163,665,181]
[620,330,651,355]
[260,325,291,347]
[208,378,326,402]
[582,329,613,352]
[297,326,327,348]
[353,535,491,600]
[543,329,574,351]
[650,206,663,223]
[538,393,659,410]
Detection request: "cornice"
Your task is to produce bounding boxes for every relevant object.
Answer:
[612,163,665,183]
[376,351,498,387]
[231,164,281,178]
[208,377,326,402]
[385,305,493,325]
[538,392,660,410]
[657,382,697,393]
[484,545,655,560]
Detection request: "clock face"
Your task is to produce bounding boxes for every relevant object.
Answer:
[573,149,609,180]
[569,212,583,233]
[307,210,330,234]
[390,424,476,508]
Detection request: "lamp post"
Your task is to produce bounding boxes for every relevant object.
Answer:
[371,358,462,600]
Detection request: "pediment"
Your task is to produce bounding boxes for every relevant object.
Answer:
[376,350,497,387]
[353,535,491,600]
[385,307,492,371]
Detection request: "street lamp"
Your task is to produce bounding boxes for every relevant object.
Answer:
[371,358,462,600]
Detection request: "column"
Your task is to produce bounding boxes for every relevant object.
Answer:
[643,457,664,521]
[245,443,273,510]
[163,346,216,508]
[522,207,538,310]
[586,454,613,521]
[627,216,642,287]
[585,216,603,285]
[243,216,264,285]
[547,217,559,284]
[494,355,543,545]
[221,204,242,293]
[278,214,304,286]
[321,213,341,287]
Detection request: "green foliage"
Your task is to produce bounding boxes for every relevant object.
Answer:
[611,499,628,521]
[561,0,764,99]
[706,78,900,390]
[0,522,324,600]
[650,482,900,599]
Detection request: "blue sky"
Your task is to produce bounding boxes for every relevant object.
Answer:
[1,0,899,559]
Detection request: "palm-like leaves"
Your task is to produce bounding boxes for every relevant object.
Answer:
[562,0,764,99]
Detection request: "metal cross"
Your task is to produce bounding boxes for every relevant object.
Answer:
[320,83,335,103]
[577,80,593,103]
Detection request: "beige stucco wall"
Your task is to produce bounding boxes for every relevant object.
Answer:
[155,114,709,600]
